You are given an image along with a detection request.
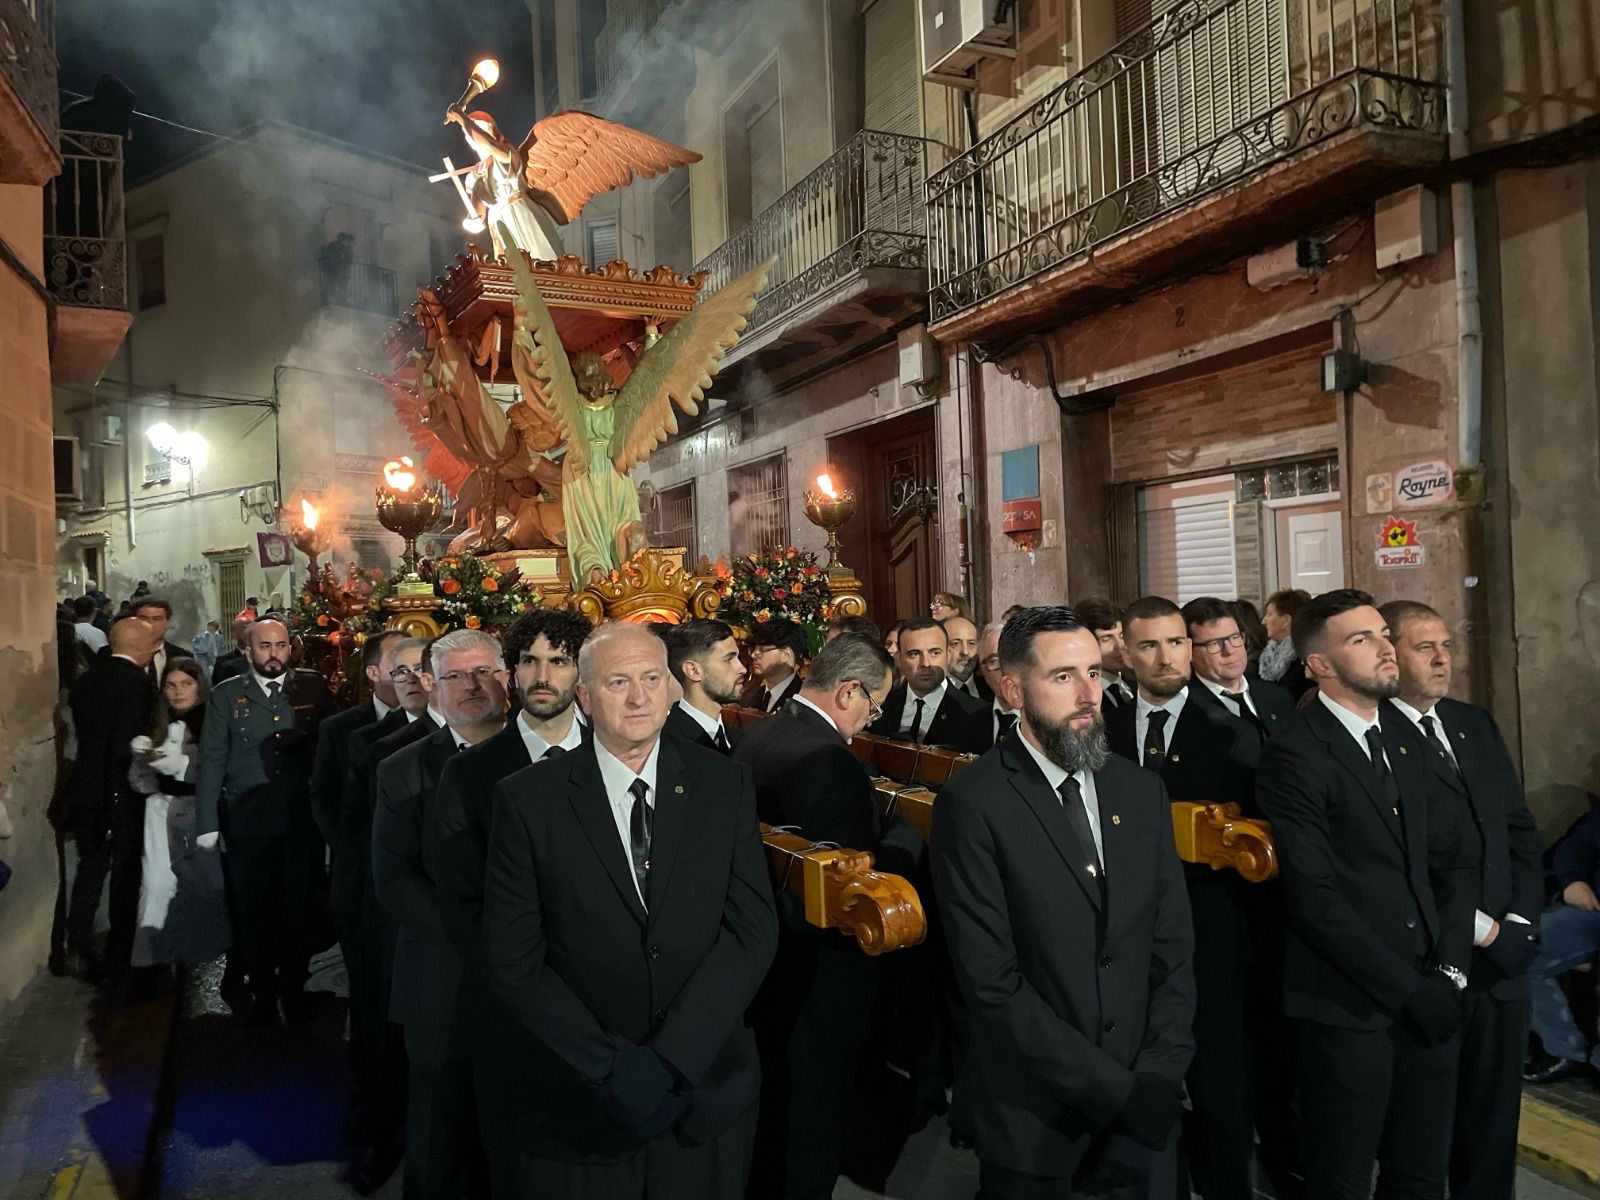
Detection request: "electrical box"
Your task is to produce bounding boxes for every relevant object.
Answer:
[1374,185,1438,270]
[898,324,939,391]
[921,0,1017,84]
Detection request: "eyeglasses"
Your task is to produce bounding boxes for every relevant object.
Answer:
[389,665,420,681]
[849,680,883,724]
[1193,632,1246,654]
[434,666,508,686]
[980,655,1001,671]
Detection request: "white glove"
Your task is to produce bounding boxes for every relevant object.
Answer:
[130,734,154,756]
[151,750,189,777]
[196,831,221,850]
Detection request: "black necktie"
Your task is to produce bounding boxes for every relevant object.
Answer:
[908,698,927,742]
[267,680,281,701]
[542,745,566,761]
[997,711,1017,740]
[1057,776,1105,899]
[714,727,731,752]
[147,660,159,687]
[1143,709,1169,772]
[1219,689,1265,733]
[1421,715,1460,778]
[1363,727,1404,824]
[628,777,652,908]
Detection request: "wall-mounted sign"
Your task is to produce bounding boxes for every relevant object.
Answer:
[1001,498,1042,533]
[1393,459,1455,509]
[1365,472,1393,514]
[1374,515,1425,568]
[257,532,293,569]
[1001,445,1043,549]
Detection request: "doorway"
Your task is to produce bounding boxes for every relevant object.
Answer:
[826,407,939,624]
[1265,496,1344,595]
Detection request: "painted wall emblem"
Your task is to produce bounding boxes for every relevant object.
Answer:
[1375,516,1425,568]
[1393,459,1455,509]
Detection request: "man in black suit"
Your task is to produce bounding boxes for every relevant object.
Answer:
[339,635,438,1187]
[1104,596,1269,1200]
[868,618,985,751]
[431,606,591,1194]
[130,595,189,683]
[211,617,250,685]
[1075,597,1134,712]
[663,619,746,753]
[733,633,916,1199]
[1184,596,1295,738]
[967,620,1021,753]
[195,618,337,1024]
[738,618,806,712]
[944,614,991,704]
[1256,589,1475,1200]
[65,614,160,982]
[309,627,404,1138]
[1381,599,1542,1200]
[483,623,778,1198]
[375,629,509,1200]
[932,606,1195,1196]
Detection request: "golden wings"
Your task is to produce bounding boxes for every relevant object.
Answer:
[519,112,701,225]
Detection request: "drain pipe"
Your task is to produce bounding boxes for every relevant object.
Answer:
[1445,0,1482,470]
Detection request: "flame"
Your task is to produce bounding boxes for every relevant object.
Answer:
[300,498,320,530]
[471,58,501,89]
[816,473,837,499]
[383,456,418,493]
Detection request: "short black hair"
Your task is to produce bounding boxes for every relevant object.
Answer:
[1293,588,1377,656]
[1122,595,1183,629]
[362,628,405,665]
[1378,599,1442,640]
[998,606,1089,672]
[1071,596,1123,633]
[132,595,173,618]
[666,619,735,684]
[896,618,946,642]
[826,614,880,641]
[72,596,97,619]
[502,607,592,670]
[748,618,807,660]
[1180,596,1236,631]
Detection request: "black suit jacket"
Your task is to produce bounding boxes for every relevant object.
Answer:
[310,702,381,910]
[211,650,245,686]
[67,655,156,832]
[930,734,1195,1176]
[1255,699,1475,1029]
[663,703,735,754]
[374,722,469,1034]
[968,705,1020,754]
[738,673,801,714]
[1105,689,1258,812]
[483,736,778,1160]
[1431,698,1544,1000]
[869,681,986,752]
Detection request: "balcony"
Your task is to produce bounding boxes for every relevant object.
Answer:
[696,129,935,392]
[926,0,1447,340]
[45,129,132,383]
[0,0,59,184]
[321,260,398,317]
[594,0,675,97]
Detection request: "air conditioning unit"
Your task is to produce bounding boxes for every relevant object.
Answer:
[921,0,1017,85]
[54,435,82,502]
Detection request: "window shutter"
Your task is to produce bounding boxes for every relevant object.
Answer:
[586,218,620,265]
[747,100,783,217]
[864,0,920,136]
[1138,492,1238,603]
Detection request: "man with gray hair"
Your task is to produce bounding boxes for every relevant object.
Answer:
[484,622,776,1198]
[375,628,509,1198]
[969,619,1019,752]
[733,632,919,1200]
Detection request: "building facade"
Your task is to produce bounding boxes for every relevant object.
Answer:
[52,122,464,640]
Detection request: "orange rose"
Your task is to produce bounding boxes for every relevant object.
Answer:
[482,577,499,592]
[442,578,461,595]
[316,614,330,627]
[465,614,482,629]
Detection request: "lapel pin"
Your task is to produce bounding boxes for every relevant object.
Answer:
[1111,814,1121,825]
[1398,745,1407,755]
[1456,731,1465,739]
[674,785,684,794]
[1171,754,1181,762]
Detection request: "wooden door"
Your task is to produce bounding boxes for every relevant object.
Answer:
[829,408,938,624]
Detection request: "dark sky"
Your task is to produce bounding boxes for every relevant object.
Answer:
[56,0,537,182]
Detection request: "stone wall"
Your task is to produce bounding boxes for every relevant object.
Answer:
[0,182,65,1004]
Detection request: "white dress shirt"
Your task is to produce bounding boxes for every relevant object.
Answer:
[764,671,796,711]
[372,696,394,721]
[518,708,585,762]
[1135,687,1189,758]
[1390,697,1526,945]
[951,674,983,702]
[250,670,287,700]
[793,693,841,734]
[674,698,729,745]
[898,679,949,737]
[1198,674,1258,717]
[1016,731,1103,864]
[1316,691,1390,769]
[593,736,660,905]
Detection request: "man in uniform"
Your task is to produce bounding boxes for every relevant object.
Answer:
[195,617,336,1025]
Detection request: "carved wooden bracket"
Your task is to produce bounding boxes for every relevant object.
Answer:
[759,825,926,956]
[1170,801,1278,883]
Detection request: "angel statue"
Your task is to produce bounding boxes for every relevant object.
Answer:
[445,104,701,262]
[504,224,774,582]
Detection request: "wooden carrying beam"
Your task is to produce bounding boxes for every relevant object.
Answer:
[1171,801,1278,882]
[759,825,926,955]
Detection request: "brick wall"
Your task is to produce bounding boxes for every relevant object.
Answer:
[1108,345,1338,483]
[0,183,65,1005]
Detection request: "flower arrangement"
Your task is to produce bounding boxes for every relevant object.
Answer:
[716,546,831,651]
[431,554,537,630]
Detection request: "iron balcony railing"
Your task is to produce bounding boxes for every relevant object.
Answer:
[696,129,935,336]
[44,129,125,309]
[0,0,57,147]
[321,260,398,316]
[926,0,1445,321]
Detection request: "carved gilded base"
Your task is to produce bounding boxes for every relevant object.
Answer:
[826,571,867,618]
[568,546,723,625]
[760,825,925,956]
[379,594,448,640]
[1171,802,1278,883]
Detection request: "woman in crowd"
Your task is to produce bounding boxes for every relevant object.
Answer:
[930,592,971,622]
[1259,587,1314,699]
[130,658,230,970]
